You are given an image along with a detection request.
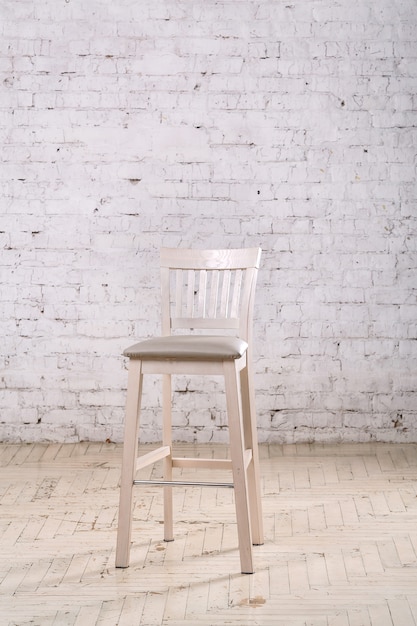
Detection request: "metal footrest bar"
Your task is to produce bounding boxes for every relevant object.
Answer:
[133,479,234,488]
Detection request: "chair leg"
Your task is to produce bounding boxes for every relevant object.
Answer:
[115,359,143,568]
[240,361,264,546]
[223,360,254,574]
[162,373,174,542]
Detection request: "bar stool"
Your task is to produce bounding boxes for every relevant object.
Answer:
[115,247,263,574]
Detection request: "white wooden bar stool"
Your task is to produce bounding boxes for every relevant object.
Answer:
[115,247,264,574]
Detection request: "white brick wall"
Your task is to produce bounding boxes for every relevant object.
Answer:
[1,0,416,443]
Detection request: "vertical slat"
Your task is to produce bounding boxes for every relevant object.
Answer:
[175,269,182,319]
[186,270,195,317]
[197,270,207,317]
[220,270,231,317]
[161,266,171,335]
[230,269,242,318]
[208,270,220,318]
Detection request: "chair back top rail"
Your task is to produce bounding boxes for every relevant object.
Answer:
[161,247,261,270]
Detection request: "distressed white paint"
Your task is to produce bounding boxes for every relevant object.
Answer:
[1,0,416,443]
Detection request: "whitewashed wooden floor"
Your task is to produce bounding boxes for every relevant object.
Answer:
[1,441,417,626]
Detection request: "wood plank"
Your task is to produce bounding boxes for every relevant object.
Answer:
[0,441,416,626]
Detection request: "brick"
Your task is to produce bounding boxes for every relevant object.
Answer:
[1,0,416,444]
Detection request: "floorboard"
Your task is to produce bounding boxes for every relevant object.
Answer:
[1,442,416,625]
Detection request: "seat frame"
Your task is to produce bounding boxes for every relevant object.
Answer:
[115,248,264,574]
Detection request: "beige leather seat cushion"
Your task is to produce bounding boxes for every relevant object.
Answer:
[124,335,248,361]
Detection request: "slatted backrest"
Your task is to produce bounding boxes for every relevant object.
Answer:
[160,248,261,342]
